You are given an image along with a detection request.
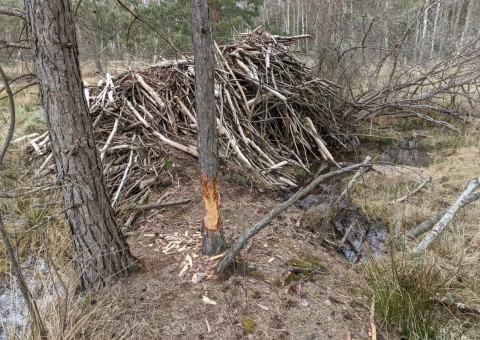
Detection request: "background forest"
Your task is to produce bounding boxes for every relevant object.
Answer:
[1,0,480,339]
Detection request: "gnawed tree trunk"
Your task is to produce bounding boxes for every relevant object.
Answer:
[25,0,136,290]
[190,0,226,255]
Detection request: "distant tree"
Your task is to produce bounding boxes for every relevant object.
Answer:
[190,0,225,255]
[24,0,136,290]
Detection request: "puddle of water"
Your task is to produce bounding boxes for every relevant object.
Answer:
[333,205,388,263]
[0,257,63,340]
[333,138,433,167]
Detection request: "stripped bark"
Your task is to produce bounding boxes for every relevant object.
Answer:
[412,177,480,253]
[408,190,480,239]
[190,0,225,255]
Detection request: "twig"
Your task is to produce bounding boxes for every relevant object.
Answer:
[115,0,182,56]
[335,156,371,204]
[125,198,191,211]
[412,177,480,253]
[390,176,431,204]
[370,299,377,340]
[100,118,119,161]
[112,148,134,207]
[0,64,15,164]
[216,161,372,273]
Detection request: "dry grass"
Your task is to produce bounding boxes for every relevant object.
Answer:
[1,59,480,338]
[351,124,480,337]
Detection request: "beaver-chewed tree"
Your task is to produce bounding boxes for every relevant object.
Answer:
[190,0,226,255]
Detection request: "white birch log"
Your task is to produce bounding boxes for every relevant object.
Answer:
[412,177,480,253]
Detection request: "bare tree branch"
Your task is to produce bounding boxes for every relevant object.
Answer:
[0,40,31,49]
[0,63,47,338]
[412,177,480,253]
[115,0,183,57]
[0,5,26,20]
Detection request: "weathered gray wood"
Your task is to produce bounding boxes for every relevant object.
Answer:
[412,177,480,253]
[407,191,480,239]
[25,0,136,290]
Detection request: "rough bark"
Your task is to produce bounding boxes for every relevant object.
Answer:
[190,0,225,255]
[25,0,136,290]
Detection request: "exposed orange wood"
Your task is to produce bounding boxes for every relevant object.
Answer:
[200,174,221,231]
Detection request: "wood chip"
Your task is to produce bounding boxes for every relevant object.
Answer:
[205,319,212,333]
[257,304,269,311]
[186,254,193,267]
[209,253,224,261]
[202,295,217,305]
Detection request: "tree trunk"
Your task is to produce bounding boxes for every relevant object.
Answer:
[25,0,136,290]
[189,0,225,256]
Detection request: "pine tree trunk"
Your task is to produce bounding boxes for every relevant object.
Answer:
[24,0,136,290]
[190,0,226,256]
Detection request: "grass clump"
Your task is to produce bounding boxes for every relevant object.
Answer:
[367,255,450,339]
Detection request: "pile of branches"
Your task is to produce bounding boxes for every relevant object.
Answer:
[28,30,356,221]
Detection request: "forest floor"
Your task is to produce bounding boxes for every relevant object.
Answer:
[1,70,480,339]
[52,123,480,339]
[66,151,375,340]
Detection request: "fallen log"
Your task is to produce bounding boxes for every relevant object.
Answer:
[412,177,480,253]
[407,190,480,239]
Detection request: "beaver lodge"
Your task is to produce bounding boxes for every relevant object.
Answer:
[29,30,357,224]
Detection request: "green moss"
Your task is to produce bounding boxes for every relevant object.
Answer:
[242,317,257,334]
[290,258,315,269]
[359,134,397,146]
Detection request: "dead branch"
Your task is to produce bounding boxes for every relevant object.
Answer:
[125,198,191,211]
[390,176,431,204]
[0,65,15,164]
[215,161,372,273]
[433,297,480,316]
[0,63,47,338]
[412,177,480,253]
[0,5,26,20]
[407,190,480,239]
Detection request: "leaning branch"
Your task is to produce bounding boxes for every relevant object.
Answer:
[412,177,480,253]
[0,64,47,338]
[0,65,15,164]
[407,190,480,239]
[216,161,372,273]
